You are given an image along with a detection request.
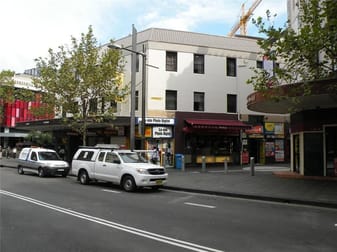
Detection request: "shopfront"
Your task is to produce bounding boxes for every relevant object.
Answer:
[175,112,250,166]
[244,123,287,165]
[136,117,175,166]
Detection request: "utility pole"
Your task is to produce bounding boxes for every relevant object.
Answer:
[130,24,137,151]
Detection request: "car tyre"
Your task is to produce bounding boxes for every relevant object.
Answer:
[38,168,45,177]
[122,175,136,192]
[79,170,89,185]
[18,166,24,175]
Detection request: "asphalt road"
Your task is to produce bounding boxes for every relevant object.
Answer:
[1,167,336,252]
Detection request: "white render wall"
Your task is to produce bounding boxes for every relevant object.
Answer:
[114,32,265,118]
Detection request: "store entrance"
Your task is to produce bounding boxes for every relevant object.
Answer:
[248,139,261,164]
[293,134,300,173]
[325,126,337,176]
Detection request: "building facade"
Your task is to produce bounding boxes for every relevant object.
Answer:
[109,28,289,166]
[11,28,289,165]
[0,73,53,150]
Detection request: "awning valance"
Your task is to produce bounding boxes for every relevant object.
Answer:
[185,119,251,131]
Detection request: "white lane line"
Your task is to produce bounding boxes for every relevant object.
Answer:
[184,202,216,209]
[102,189,121,193]
[335,224,337,227]
[0,190,224,252]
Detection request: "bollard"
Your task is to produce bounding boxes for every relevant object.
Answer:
[224,160,228,174]
[201,156,206,172]
[181,155,185,172]
[250,157,255,176]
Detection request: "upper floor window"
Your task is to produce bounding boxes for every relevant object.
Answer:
[194,54,204,74]
[165,90,177,110]
[227,57,237,77]
[135,90,139,111]
[166,51,177,72]
[256,60,263,69]
[110,101,117,113]
[227,94,237,113]
[89,98,97,113]
[194,92,205,111]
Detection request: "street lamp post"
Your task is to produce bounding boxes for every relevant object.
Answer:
[108,25,147,150]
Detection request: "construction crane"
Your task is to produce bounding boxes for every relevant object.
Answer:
[228,0,262,37]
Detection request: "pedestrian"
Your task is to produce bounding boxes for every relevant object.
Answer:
[12,147,17,158]
[166,143,172,165]
[58,146,65,160]
[151,147,159,164]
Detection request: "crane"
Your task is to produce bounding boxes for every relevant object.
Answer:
[228,0,262,37]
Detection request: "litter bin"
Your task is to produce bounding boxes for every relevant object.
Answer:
[175,154,183,169]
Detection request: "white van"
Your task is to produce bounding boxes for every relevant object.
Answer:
[17,147,70,177]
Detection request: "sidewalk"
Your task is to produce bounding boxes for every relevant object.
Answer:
[1,158,337,208]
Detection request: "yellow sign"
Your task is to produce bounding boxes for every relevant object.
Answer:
[264,123,275,132]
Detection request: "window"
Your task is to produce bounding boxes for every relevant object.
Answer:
[136,55,140,72]
[166,51,177,72]
[89,98,97,113]
[227,57,237,77]
[77,151,94,161]
[98,152,105,162]
[105,153,119,163]
[135,90,139,111]
[110,101,117,113]
[31,152,37,161]
[194,92,204,111]
[194,54,204,74]
[256,60,263,69]
[165,90,177,110]
[227,94,237,113]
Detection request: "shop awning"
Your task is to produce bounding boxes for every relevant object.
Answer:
[185,119,251,131]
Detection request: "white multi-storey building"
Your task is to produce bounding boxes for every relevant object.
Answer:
[108,28,288,165]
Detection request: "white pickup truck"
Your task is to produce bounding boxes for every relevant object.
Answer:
[71,147,168,192]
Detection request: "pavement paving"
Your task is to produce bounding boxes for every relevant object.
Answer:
[1,157,337,209]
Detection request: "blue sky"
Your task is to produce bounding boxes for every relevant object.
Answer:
[0,0,287,73]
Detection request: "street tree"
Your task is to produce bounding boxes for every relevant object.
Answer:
[34,26,128,145]
[247,0,337,99]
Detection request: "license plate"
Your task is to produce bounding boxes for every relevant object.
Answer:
[156,180,163,185]
[58,169,65,172]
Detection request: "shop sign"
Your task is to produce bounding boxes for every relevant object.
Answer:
[265,123,284,137]
[152,126,173,138]
[246,125,263,134]
[138,117,175,125]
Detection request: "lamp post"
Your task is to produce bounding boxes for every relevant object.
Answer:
[108,25,147,150]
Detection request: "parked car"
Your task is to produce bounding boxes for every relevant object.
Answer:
[71,146,168,192]
[17,147,70,177]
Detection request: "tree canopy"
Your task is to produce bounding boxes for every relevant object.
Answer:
[248,0,337,94]
[34,26,128,145]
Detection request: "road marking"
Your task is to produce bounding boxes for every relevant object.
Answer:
[184,202,216,209]
[0,190,224,252]
[102,189,121,193]
[335,224,337,227]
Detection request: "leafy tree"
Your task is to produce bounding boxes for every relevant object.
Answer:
[248,0,337,97]
[34,26,128,145]
[25,130,52,147]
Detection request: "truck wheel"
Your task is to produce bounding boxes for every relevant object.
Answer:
[38,168,45,177]
[122,175,136,192]
[18,166,24,175]
[79,170,89,185]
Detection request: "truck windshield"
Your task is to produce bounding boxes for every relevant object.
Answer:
[119,152,147,163]
[38,152,61,161]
